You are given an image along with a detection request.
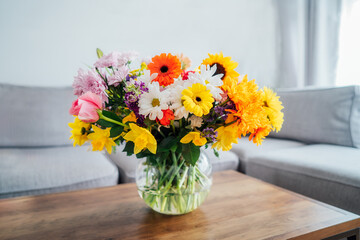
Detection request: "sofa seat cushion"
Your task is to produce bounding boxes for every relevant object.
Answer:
[230,137,306,172]
[106,144,239,183]
[0,146,119,198]
[247,144,360,214]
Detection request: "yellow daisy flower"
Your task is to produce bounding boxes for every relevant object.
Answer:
[87,125,116,154]
[212,125,239,151]
[180,132,207,146]
[181,83,214,117]
[69,117,91,147]
[262,87,284,132]
[123,123,157,154]
[202,52,239,82]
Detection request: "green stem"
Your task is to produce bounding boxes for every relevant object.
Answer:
[219,98,230,107]
[157,127,166,138]
[170,120,176,133]
[97,111,128,128]
[223,120,237,127]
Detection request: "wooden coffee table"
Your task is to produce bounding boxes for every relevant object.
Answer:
[0,170,359,240]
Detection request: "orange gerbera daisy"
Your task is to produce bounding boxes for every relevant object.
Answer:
[148,53,182,87]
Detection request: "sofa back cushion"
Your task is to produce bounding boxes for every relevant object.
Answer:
[270,85,360,148]
[0,84,75,147]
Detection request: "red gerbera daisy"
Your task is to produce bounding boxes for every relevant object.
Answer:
[148,53,182,87]
[158,109,175,126]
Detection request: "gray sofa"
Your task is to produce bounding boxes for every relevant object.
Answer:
[0,84,119,198]
[231,86,360,214]
[1,83,359,216]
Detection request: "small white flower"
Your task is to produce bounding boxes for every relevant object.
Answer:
[137,70,158,87]
[169,85,190,120]
[139,82,169,120]
[188,115,203,128]
[187,65,224,101]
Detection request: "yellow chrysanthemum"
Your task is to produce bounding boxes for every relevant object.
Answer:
[123,123,157,154]
[180,132,207,146]
[262,87,284,132]
[181,83,214,117]
[202,52,239,82]
[87,125,116,154]
[212,125,239,151]
[122,112,137,124]
[69,117,91,147]
[249,125,272,146]
[222,75,269,138]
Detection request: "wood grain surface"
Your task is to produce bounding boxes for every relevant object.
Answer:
[0,170,359,240]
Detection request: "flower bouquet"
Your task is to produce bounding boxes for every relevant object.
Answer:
[68,49,284,215]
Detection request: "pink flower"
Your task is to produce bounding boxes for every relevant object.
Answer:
[108,66,130,86]
[69,92,102,123]
[94,51,139,68]
[94,52,122,68]
[72,68,108,103]
[119,51,139,65]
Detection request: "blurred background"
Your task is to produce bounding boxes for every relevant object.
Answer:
[0,0,359,88]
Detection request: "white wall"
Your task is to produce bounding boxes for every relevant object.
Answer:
[0,0,279,87]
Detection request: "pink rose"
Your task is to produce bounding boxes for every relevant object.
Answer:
[69,92,102,123]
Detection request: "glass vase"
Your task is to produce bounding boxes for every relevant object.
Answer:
[135,150,212,215]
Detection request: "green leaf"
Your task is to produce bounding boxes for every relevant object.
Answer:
[176,142,183,155]
[102,110,122,122]
[136,149,152,159]
[157,136,179,152]
[96,119,116,127]
[158,151,170,164]
[110,126,123,138]
[123,141,134,156]
[213,148,220,158]
[182,143,200,166]
[96,48,103,59]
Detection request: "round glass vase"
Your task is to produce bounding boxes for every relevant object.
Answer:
[135,150,212,215]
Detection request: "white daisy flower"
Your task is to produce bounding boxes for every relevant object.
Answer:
[137,70,158,87]
[169,84,190,119]
[139,82,169,120]
[188,115,203,128]
[187,65,224,101]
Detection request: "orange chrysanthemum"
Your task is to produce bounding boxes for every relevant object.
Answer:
[222,75,271,142]
[148,53,182,87]
[249,125,272,146]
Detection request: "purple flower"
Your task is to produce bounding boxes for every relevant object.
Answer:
[202,127,218,142]
[72,68,108,102]
[123,79,149,127]
[214,106,225,115]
